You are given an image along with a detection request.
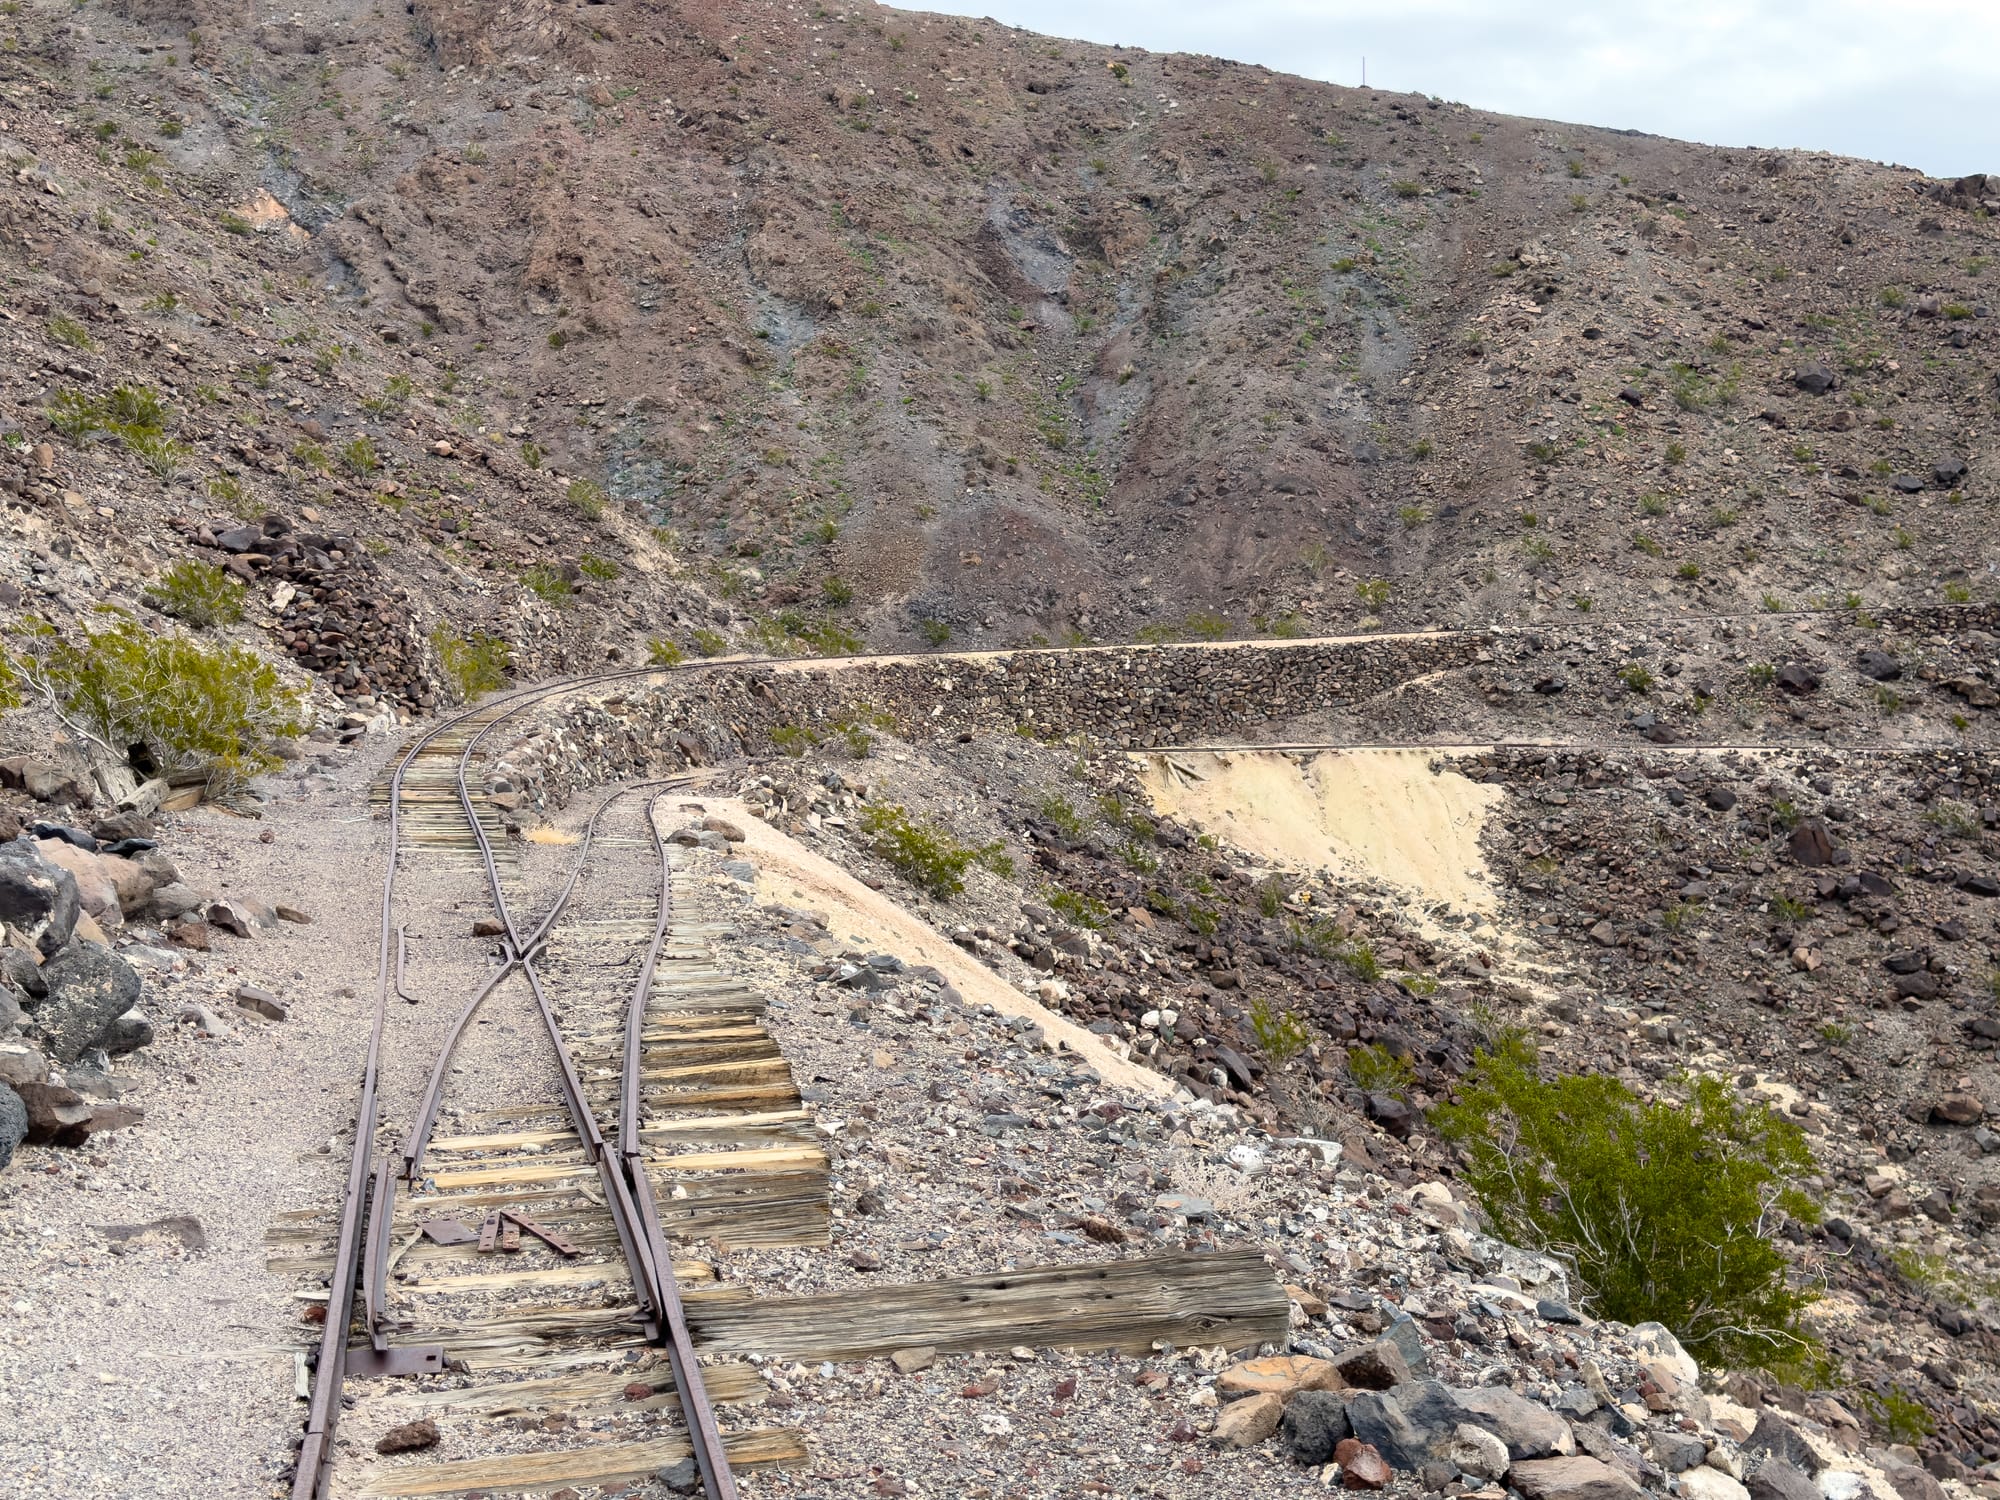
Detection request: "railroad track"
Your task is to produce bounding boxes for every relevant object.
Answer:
[284,677,819,1500]
[277,604,1996,1497]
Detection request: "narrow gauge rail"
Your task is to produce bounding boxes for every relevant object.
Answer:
[293,672,760,1500]
[290,604,1991,1495]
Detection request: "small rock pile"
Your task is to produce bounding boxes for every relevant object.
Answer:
[0,835,157,1166]
[1207,1313,1950,1500]
[171,511,440,713]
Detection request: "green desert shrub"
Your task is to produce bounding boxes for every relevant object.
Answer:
[14,613,308,792]
[1047,886,1109,929]
[432,625,511,701]
[857,803,1006,900]
[1347,1041,1415,1098]
[145,560,244,628]
[1252,997,1310,1062]
[1433,1034,1820,1365]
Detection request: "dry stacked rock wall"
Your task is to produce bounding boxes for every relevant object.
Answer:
[478,633,1487,818]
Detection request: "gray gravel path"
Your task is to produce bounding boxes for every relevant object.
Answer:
[0,728,399,1498]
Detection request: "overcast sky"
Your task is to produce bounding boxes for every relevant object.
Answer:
[890,0,2000,179]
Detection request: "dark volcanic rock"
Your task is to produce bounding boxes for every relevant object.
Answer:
[1787,820,1836,867]
[0,1083,24,1170]
[35,942,144,1063]
[1282,1388,1353,1465]
[0,838,79,956]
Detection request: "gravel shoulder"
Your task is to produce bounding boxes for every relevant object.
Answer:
[0,729,398,1498]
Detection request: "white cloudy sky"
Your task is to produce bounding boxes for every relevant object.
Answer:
[889,0,2000,178]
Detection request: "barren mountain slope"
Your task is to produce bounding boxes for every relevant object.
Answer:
[224,0,2000,645]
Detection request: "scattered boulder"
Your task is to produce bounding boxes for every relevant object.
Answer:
[1881,1462,1948,1500]
[1743,1410,1820,1477]
[0,1083,24,1170]
[1932,1092,1985,1126]
[1681,1468,1751,1500]
[1773,663,1820,694]
[1281,1388,1353,1465]
[1447,1423,1512,1481]
[207,897,279,938]
[1,948,45,1001]
[1364,1093,1415,1137]
[0,839,79,955]
[375,1419,440,1454]
[33,941,144,1063]
[1793,364,1836,394]
[34,838,151,925]
[1211,1390,1284,1448]
[147,883,206,922]
[1509,1456,1644,1500]
[95,1008,154,1056]
[1856,650,1903,681]
[1219,1354,1344,1400]
[1745,1457,1820,1500]
[14,1078,140,1145]
[1337,1438,1393,1490]
[1334,1341,1410,1391]
[0,757,91,807]
[234,985,288,1022]
[1344,1380,1471,1469]
[1652,1432,1708,1473]
[1456,1386,1577,1459]
[1786,820,1836,867]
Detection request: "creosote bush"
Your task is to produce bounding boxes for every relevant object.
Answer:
[1433,1034,1820,1365]
[432,625,511,701]
[1347,1041,1415,1098]
[858,803,1007,900]
[1251,997,1309,1062]
[145,559,244,628]
[14,613,308,793]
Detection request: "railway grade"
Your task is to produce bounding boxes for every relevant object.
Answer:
[282,676,809,1500]
[272,607,1996,1499]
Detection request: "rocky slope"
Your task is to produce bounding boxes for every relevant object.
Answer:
[0,0,1997,1496]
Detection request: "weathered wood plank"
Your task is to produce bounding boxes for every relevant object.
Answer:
[683,1250,1288,1360]
[353,1426,806,1496]
[373,1360,763,1418]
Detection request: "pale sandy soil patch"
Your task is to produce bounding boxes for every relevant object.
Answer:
[1134,748,1504,916]
[694,796,1174,1099]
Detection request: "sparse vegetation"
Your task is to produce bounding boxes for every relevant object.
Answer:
[1251,997,1310,1063]
[858,803,1007,900]
[432,625,511,701]
[12,613,308,794]
[1048,886,1109,930]
[1434,1033,1820,1364]
[1347,1042,1416,1099]
[144,560,244,628]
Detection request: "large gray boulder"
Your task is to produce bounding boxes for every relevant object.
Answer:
[1344,1381,1473,1470]
[1747,1457,1822,1500]
[0,1084,25,1170]
[0,838,79,955]
[34,942,143,1063]
[1744,1411,1821,1477]
[1456,1386,1577,1459]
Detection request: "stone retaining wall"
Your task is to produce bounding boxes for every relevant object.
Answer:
[479,632,1489,820]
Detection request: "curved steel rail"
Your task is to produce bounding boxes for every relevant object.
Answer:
[290,594,1996,1495]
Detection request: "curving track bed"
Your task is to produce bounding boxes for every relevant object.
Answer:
[278,681,816,1500]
